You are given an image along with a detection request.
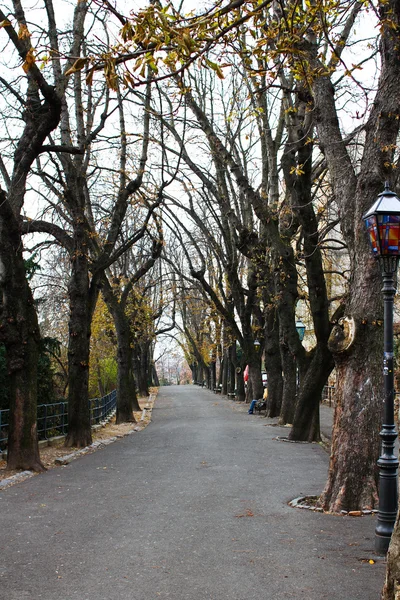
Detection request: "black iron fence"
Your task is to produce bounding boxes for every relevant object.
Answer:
[322,385,336,407]
[0,389,117,449]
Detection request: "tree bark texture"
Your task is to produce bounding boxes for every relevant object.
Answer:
[102,280,139,422]
[319,308,382,511]
[116,336,138,422]
[134,343,150,398]
[289,347,333,442]
[221,354,228,395]
[279,344,297,425]
[228,344,236,393]
[247,360,263,401]
[382,508,400,599]
[65,239,94,448]
[264,306,283,417]
[0,201,44,471]
[151,362,160,387]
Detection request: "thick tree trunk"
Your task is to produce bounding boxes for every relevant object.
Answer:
[248,361,263,401]
[264,310,283,417]
[228,345,236,393]
[279,345,297,425]
[289,348,334,442]
[0,205,44,471]
[217,354,223,388]
[319,273,382,511]
[245,376,253,404]
[116,337,138,422]
[197,364,203,385]
[382,509,400,599]
[65,246,94,448]
[151,362,160,387]
[135,344,150,398]
[221,354,228,395]
[102,281,139,421]
[210,360,216,390]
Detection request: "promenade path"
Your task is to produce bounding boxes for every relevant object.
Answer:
[0,386,385,599]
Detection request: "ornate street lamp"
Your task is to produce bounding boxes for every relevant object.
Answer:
[295,320,306,391]
[363,182,400,555]
[296,319,306,342]
[254,339,261,352]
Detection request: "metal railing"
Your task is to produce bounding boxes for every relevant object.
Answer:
[37,401,68,441]
[322,385,336,407]
[89,390,117,425]
[0,389,117,449]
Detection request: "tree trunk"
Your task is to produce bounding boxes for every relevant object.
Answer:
[191,363,197,384]
[221,354,228,395]
[217,354,223,388]
[210,360,216,391]
[116,335,138,422]
[135,344,150,398]
[198,364,204,385]
[0,203,44,472]
[248,361,263,401]
[228,345,236,393]
[264,308,283,417]
[236,360,246,402]
[265,355,283,417]
[319,303,382,511]
[289,348,334,442]
[102,280,139,421]
[382,509,400,599]
[279,344,297,425]
[151,362,160,387]
[65,245,94,448]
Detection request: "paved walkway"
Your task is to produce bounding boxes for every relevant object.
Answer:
[0,386,385,599]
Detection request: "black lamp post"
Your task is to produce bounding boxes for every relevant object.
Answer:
[363,182,400,555]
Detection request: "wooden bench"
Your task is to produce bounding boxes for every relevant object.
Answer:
[214,387,222,394]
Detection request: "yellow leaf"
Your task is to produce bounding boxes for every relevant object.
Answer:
[369,559,375,564]
[86,67,94,86]
[0,19,11,27]
[65,57,89,77]
[22,47,36,73]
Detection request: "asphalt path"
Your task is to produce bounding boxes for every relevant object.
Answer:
[0,385,386,599]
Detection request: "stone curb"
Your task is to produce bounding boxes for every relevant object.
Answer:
[0,470,35,489]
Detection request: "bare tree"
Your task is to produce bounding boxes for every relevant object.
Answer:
[0,0,88,470]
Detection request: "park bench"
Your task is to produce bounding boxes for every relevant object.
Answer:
[227,392,236,399]
[254,399,267,414]
[214,386,222,394]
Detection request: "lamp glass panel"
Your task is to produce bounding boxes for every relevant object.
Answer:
[297,327,305,341]
[365,215,380,255]
[377,214,400,255]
